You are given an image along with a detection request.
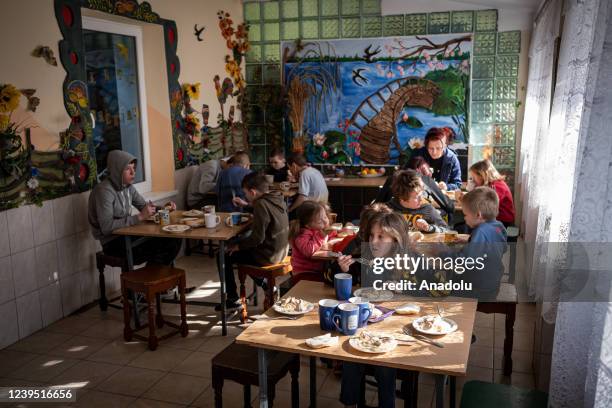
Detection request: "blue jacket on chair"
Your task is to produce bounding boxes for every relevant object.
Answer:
[412,147,462,190]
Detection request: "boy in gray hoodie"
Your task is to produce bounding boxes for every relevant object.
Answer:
[88,150,180,265]
[218,172,289,309]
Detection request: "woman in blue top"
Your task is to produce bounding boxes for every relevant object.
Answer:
[412,127,462,191]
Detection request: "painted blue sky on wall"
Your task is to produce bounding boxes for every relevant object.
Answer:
[283,34,472,165]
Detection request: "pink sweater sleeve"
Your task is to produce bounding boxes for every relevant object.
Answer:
[294,229,325,257]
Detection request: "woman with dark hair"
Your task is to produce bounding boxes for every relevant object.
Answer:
[412,127,462,190]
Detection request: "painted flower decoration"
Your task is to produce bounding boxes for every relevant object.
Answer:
[68,87,88,108]
[408,137,424,150]
[183,83,201,100]
[0,114,9,132]
[27,178,39,190]
[0,84,21,113]
[313,133,326,147]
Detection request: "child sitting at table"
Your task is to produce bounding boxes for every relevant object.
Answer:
[289,201,333,280]
[216,151,252,212]
[464,160,515,227]
[386,169,448,233]
[265,148,290,182]
[453,187,508,300]
[337,210,412,408]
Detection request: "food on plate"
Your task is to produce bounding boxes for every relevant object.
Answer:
[351,331,396,352]
[306,333,339,349]
[353,287,393,302]
[275,297,312,313]
[395,304,421,315]
[162,224,190,233]
[182,218,205,228]
[416,315,451,333]
[183,209,204,217]
[370,307,383,320]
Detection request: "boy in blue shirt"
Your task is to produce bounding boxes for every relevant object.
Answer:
[215,152,252,212]
[455,186,508,300]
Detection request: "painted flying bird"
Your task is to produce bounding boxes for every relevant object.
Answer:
[352,68,369,86]
[194,24,205,41]
[362,45,381,63]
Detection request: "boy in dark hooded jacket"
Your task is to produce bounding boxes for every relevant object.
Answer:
[219,172,290,309]
[88,150,180,265]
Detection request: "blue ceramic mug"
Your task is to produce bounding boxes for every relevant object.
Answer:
[333,303,360,335]
[318,299,339,331]
[334,273,352,301]
[231,212,242,225]
[349,296,372,328]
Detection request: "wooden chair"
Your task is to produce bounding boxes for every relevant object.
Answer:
[460,380,547,408]
[211,342,300,408]
[237,256,292,323]
[476,282,517,376]
[121,265,188,350]
[96,251,127,311]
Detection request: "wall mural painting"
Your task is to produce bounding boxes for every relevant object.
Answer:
[283,34,472,165]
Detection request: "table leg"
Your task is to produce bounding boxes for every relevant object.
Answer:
[449,376,456,408]
[217,240,227,336]
[258,348,268,408]
[124,236,140,329]
[434,374,445,408]
[309,356,316,408]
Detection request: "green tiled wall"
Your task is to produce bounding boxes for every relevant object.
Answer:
[243,0,521,178]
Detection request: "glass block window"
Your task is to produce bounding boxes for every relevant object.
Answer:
[404,13,427,35]
[363,16,382,37]
[473,56,496,78]
[263,22,280,41]
[383,15,404,36]
[495,78,517,100]
[496,55,519,77]
[494,101,516,123]
[472,102,494,124]
[475,9,497,32]
[341,0,360,15]
[244,1,261,22]
[248,125,266,144]
[263,1,280,20]
[362,0,381,15]
[472,80,494,101]
[302,0,319,18]
[263,64,281,84]
[342,17,361,38]
[281,20,300,40]
[428,12,450,34]
[281,0,299,19]
[263,43,281,63]
[471,124,494,145]
[248,23,261,42]
[451,11,473,33]
[321,0,339,16]
[497,31,521,54]
[302,19,320,39]
[246,64,262,84]
[493,124,516,145]
[246,44,262,63]
[321,18,340,38]
[474,32,496,55]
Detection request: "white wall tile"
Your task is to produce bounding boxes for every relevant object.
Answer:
[6,206,34,254]
[0,301,19,349]
[76,231,96,273]
[16,291,42,338]
[35,242,59,289]
[11,249,37,298]
[30,201,56,246]
[57,235,78,279]
[39,282,63,327]
[80,267,99,305]
[0,256,15,305]
[60,273,82,316]
[0,211,10,258]
[73,191,91,233]
[53,195,76,239]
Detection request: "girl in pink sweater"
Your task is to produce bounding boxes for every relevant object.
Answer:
[289,201,332,277]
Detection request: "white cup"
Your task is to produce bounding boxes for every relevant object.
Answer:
[203,205,215,214]
[265,174,274,184]
[205,213,221,228]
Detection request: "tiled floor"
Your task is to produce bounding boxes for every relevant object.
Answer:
[1,254,537,407]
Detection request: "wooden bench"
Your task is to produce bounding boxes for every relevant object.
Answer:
[477,282,517,376]
[460,380,547,408]
[121,265,188,350]
[211,342,300,408]
[237,256,292,322]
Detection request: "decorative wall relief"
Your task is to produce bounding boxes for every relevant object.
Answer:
[31,46,58,66]
[283,34,472,165]
[194,24,205,42]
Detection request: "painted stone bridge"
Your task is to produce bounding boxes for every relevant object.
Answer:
[349,77,441,163]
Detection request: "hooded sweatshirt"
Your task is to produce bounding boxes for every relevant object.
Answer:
[238,191,289,265]
[187,159,222,208]
[88,150,146,245]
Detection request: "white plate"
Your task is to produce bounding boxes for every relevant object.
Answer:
[349,334,397,354]
[183,210,204,217]
[272,302,315,316]
[412,316,458,335]
[162,224,190,234]
[353,287,393,302]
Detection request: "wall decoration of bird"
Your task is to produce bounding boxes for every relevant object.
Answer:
[194,24,205,41]
[362,45,381,63]
[31,45,57,66]
[352,68,369,86]
[19,89,40,112]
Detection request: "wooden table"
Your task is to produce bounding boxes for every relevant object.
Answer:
[236,280,477,408]
[114,211,252,336]
[269,183,298,198]
[325,176,387,188]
